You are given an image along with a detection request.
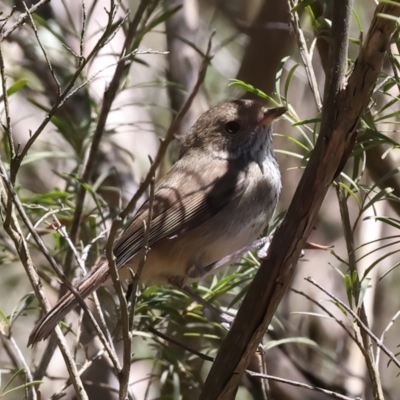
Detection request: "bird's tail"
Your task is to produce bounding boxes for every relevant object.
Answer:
[28,261,110,346]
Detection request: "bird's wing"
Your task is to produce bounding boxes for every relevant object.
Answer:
[113,159,246,267]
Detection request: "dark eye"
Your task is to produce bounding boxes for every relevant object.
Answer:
[224,121,241,134]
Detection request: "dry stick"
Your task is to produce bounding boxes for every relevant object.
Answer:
[246,372,360,400]
[8,0,122,183]
[1,0,51,40]
[128,172,155,332]
[289,0,322,112]
[199,2,400,399]
[104,33,214,400]
[0,162,121,374]
[23,2,61,96]
[0,179,88,400]
[0,42,14,159]
[255,345,270,400]
[290,288,364,353]
[376,310,400,368]
[337,185,384,399]
[1,334,38,400]
[62,0,148,279]
[305,276,400,371]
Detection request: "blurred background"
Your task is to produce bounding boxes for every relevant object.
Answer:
[0,0,400,399]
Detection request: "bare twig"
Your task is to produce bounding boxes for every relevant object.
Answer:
[337,185,384,399]
[9,1,122,182]
[305,277,400,370]
[0,41,14,159]
[247,371,360,400]
[1,0,51,40]
[0,162,121,374]
[288,0,322,111]
[0,171,88,400]
[1,334,38,400]
[128,171,155,331]
[23,2,61,96]
[376,310,400,367]
[62,0,148,280]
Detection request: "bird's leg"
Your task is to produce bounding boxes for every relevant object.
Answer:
[187,236,271,279]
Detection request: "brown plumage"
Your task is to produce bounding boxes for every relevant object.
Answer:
[28,99,286,345]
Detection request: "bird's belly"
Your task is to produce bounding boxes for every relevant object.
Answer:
[122,169,280,286]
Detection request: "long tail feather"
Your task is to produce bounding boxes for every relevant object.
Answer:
[28,262,110,346]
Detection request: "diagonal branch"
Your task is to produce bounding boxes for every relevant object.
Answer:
[199,1,400,399]
[63,0,148,277]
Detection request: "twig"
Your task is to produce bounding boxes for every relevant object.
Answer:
[62,0,148,280]
[290,288,364,353]
[376,310,400,367]
[1,0,51,40]
[1,334,37,400]
[0,162,121,374]
[246,371,360,400]
[9,0,122,182]
[255,345,270,400]
[305,276,400,370]
[337,184,384,399]
[128,171,155,332]
[25,206,70,242]
[0,41,14,160]
[0,170,88,400]
[23,2,61,96]
[288,0,322,111]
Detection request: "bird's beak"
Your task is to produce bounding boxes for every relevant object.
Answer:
[260,106,288,126]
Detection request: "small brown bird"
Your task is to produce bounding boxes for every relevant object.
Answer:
[28,99,286,345]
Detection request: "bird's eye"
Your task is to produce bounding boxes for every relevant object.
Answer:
[224,121,241,134]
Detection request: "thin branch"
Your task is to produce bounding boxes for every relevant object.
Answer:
[288,0,322,111]
[0,41,14,159]
[23,2,61,96]
[1,0,51,40]
[0,170,88,400]
[63,0,148,279]
[0,162,121,373]
[1,334,37,400]
[247,371,360,400]
[336,185,384,399]
[128,171,155,331]
[305,277,400,370]
[9,0,122,182]
[376,310,400,367]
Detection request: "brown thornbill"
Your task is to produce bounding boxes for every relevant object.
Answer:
[28,99,286,345]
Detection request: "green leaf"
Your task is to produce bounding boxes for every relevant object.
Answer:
[229,79,279,105]
[264,337,318,351]
[21,151,77,165]
[363,187,394,212]
[291,0,317,12]
[0,78,28,103]
[292,118,321,126]
[9,293,37,326]
[284,64,300,101]
[338,182,362,209]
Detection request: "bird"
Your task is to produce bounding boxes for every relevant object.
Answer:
[28,99,286,345]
